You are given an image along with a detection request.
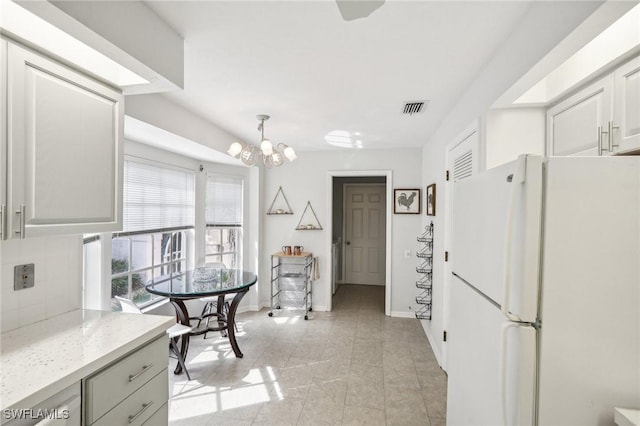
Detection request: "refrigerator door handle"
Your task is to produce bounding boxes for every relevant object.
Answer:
[502,155,527,322]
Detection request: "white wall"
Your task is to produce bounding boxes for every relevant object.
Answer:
[1,235,82,332]
[261,148,422,315]
[485,108,546,169]
[419,0,604,366]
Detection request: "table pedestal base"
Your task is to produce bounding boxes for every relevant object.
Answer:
[170,288,248,375]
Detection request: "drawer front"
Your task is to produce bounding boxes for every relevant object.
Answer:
[141,402,168,426]
[84,336,167,424]
[92,371,168,426]
[2,382,81,426]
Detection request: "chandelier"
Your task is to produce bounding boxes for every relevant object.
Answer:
[227,114,297,168]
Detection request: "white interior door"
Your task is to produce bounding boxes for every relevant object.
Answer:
[344,184,386,285]
[442,122,479,371]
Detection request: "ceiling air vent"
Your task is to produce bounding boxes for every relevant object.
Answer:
[402,101,428,115]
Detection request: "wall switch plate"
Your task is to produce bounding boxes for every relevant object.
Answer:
[14,264,35,290]
[404,249,411,258]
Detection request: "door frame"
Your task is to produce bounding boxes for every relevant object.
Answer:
[325,170,393,315]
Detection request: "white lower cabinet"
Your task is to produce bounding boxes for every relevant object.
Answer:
[141,403,168,426]
[83,337,169,426]
[2,382,82,426]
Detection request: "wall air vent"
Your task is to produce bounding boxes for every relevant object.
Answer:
[402,101,428,115]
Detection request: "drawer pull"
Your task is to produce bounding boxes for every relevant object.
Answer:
[128,364,153,382]
[128,401,154,424]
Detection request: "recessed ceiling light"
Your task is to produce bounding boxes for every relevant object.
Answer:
[325,130,365,149]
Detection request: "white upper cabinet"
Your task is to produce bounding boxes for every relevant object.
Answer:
[547,54,640,157]
[3,39,123,239]
[1,39,7,240]
[613,55,640,154]
[546,75,613,156]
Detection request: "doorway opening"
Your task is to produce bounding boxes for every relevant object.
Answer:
[325,171,392,315]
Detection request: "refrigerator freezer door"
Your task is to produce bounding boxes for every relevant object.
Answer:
[447,275,536,426]
[537,157,640,425]
[452,155,543,321]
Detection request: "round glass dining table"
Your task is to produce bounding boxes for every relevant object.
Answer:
[145,268,257,375]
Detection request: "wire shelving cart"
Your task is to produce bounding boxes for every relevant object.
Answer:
[269,252,314,320]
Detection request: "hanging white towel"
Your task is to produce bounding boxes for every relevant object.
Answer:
[310,257,320,281]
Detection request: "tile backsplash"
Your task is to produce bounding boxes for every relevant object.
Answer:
[1,235,83,333]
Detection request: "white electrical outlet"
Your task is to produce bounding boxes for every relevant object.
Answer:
[404,249,411,258]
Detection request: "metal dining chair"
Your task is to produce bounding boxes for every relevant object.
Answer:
[115,296,192,381]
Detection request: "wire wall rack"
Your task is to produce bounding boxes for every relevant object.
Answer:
[415,222,433,320]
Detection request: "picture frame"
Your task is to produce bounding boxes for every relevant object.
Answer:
[426,183,436,216]
[394,189,421,214]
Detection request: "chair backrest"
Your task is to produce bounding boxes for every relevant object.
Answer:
[115,296,142,314]
[204,261,226,269]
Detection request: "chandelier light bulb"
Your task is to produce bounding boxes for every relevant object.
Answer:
[240,145,259,166]
[261,139,273,156]
[227,142,243,157]
[283,145,297,161]
[271,150,285,167]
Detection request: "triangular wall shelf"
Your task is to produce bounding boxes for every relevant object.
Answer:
[296,201,323,230]
[267,186,294,215]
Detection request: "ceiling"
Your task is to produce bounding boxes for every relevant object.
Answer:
[144,1,537,152]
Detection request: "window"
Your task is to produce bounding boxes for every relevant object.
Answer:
[110,159,195,309]
[205,174,243,268]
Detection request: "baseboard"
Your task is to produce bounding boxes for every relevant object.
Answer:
[237,304,260,313]
[390,310,415,318]
[421,321,443,367]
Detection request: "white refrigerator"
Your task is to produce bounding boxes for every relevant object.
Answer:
[446,155,640,425]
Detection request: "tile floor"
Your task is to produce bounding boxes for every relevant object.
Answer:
[168,284,447,425]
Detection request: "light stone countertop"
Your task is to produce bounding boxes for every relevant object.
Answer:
[1,309,174,411]
[615,408,640,426]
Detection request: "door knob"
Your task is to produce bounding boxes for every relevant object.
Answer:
[346,241,351,245]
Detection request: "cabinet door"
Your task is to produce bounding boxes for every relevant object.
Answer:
[7,42,123,238]
[1,39,7,240]
[546,75,613,156]
[613,55,640,154]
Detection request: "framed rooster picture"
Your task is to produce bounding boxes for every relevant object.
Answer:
[394,188,421,214]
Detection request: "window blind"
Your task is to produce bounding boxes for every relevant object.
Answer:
[206,175,243,226]
[123,160,195,232]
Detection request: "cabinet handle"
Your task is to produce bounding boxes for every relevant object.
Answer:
[128,364,153,382]
[0,204,6,240]
[15,205,25,239]
[608,121,620,152]
[598,125,609,156]
[128,401,153,424]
